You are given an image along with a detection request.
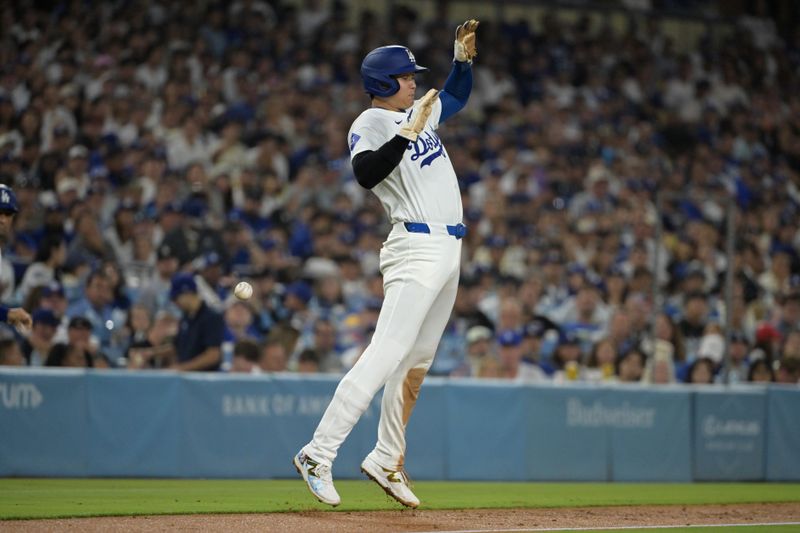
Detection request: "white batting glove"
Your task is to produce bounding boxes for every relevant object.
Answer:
[397,89,439,142]
[454,19,479,63]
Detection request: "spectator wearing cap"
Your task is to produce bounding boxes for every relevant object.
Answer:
[65,270,127,365]
[568,164,616,221]
[519,318,559,375]
[61,145,90,195]
[0,185,32,332]
[451,325,494,377]
[282,280,317,339]
[496,329,523,379]
[39,281,68,325]
[163,273,224,371]
[20,309,60,366]
[193,252,227,311]
[552,330,585,382]
[0,337,24,366]
[15,233,66,304]
[133,274,224,371]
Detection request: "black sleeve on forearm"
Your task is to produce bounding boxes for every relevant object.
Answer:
[352,135,410,189]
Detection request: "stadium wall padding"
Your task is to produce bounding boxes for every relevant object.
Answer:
[1,368,797,481]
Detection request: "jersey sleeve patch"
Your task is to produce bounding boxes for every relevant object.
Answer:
[349,133,361,153]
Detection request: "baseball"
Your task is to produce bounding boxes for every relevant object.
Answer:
[234,281,253,300]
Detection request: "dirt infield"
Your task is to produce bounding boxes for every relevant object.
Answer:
[3,502,799,532]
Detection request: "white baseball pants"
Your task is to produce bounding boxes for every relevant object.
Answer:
[303,222,462,470]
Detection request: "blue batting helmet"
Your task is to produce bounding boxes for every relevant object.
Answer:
[361,45,428,97]
[0,184,18,214]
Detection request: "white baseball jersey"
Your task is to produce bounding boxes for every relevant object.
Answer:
[348,99,462,225]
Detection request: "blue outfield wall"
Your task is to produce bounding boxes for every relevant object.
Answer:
[0,368,798,481]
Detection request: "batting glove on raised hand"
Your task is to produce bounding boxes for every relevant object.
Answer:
[454,19,479,63]
[397,88,439,142]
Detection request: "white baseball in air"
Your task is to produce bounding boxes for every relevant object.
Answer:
[234,281,253,300]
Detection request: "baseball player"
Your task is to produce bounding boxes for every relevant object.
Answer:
[294,20,479,508]
[0,185,32,331]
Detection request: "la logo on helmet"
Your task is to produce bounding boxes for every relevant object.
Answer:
[0,191,8,204]
[405,48,416,64]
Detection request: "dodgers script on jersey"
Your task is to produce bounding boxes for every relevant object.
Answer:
[348,98,462,225]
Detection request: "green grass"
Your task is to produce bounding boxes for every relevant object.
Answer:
[0,479,798,520]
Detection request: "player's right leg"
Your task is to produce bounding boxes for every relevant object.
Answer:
[295,247,447,503]
[361,272,459,508]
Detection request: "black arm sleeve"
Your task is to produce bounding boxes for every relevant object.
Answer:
[352,135,410,189]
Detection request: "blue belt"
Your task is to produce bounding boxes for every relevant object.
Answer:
[403,222,467,240]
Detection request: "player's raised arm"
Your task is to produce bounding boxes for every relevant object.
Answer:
[439,19,479,123]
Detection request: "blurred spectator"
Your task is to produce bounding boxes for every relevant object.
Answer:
[775,358,800,384]
[65,270,127,365]
[15,233,65,303]
[299,319,342,373]
[643,341,677,385]
[20,309,59,366]
[723,332,752,384]
[45,342,93,368]
[585,338,617,382]
[64,316,108,368]
[230,339,262,374]
[297,348,322,373]
[136,243,180,316]
[454,325,494,377]
[617,348,646,383]
[260,339,288,372]
[678,292,709,358]
[0,337,24,366]
[552,331,584,382]
[747,356,775,383]
[686,357,716,384]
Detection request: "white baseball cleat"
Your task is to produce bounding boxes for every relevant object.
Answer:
[360,455,420,508]
[293,450,341,506]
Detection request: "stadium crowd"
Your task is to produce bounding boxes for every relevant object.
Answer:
[0,0,798,385]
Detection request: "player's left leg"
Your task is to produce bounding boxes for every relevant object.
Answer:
[361,271,459,507]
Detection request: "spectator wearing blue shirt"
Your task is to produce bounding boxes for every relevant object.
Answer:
[168,273,225,371]
[130,273,225,371]
[65,269,128,365]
